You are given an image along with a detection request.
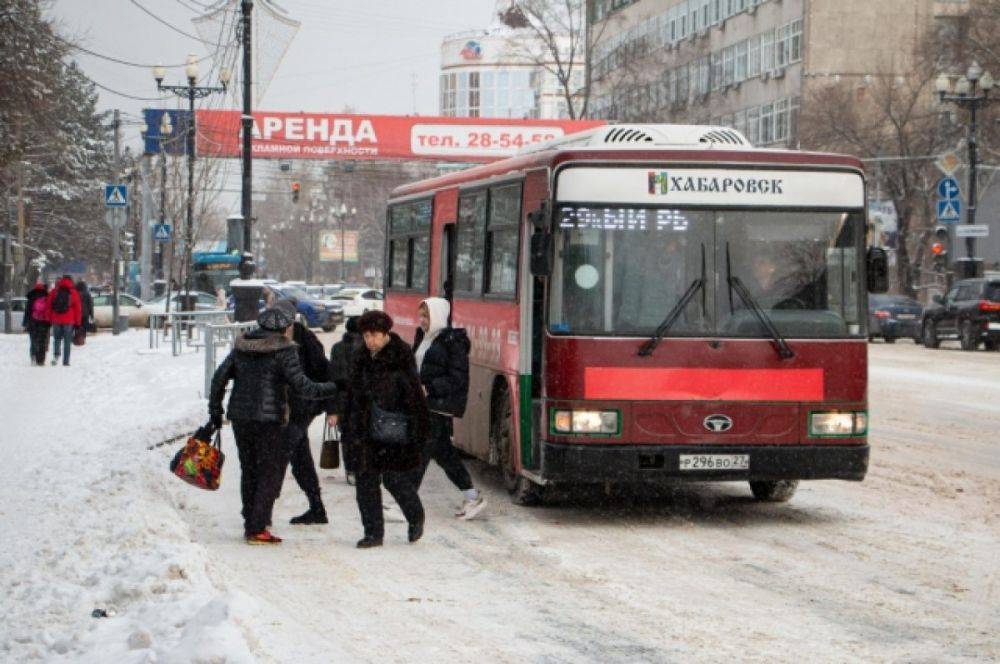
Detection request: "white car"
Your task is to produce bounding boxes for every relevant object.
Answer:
[144,291,227,326]
[92,293,149,328]
[330,288,384,317]
[0,297,27,333]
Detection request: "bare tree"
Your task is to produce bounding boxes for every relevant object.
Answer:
[501,0,611,119]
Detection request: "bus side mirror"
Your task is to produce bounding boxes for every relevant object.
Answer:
[867,247,888,294]
[530,231,552,277]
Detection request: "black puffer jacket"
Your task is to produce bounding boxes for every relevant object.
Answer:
[289,322,335,422]
[345,333,430,473]
[209,330,339,424]
[413,326,470,418]
[328,329,361,418]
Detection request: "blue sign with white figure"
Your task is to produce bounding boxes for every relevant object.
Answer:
[937,177,960,200]
[936,198,961,223]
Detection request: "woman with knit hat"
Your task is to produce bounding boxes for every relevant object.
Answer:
[208,306,339,545]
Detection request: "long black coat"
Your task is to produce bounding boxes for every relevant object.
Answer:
[288,322,335,422]
[345,333,430,474]
[209,330,339,424]
[413,327,470,418]
[328,329,361,418]
[22,286,48,330]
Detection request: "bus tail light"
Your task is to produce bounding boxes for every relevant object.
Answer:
[809,411,867,437]
[552,409,620,435]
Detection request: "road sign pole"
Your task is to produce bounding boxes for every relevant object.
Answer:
[110,208,121,335]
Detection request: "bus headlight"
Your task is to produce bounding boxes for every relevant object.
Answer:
[552,409,619,435]
[809,411,867,437]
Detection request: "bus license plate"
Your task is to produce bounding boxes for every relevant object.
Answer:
[679,454,749,471]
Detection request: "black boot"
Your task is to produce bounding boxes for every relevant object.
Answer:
[290,505,328,525]
[356,535,383,548]
[408,517,424,544]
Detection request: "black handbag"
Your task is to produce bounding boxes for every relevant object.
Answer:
[319,420,340,469]
[369,402,409,445]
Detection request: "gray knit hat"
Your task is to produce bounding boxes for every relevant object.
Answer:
[257,306,294,332]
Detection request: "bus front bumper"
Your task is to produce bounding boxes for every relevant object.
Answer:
[541,442,869,483]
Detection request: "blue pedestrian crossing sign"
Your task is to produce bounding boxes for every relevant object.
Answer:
[152,224,172,242]
[104,184,128,207]
[937,177,960,200]
[937,198,961,223]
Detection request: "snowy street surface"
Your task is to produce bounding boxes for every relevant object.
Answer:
[1,331,998,662]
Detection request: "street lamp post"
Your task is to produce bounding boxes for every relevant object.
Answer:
[153,56,230,301]
[936,62,996,279]
[333,203,356,282]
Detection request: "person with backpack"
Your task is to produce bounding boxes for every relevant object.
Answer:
[328,316,362,485]
[23,282,50,366]
[47,275,82,366]
[410,297,486,520]
[75,280,95,336]
[273,298,336,526]
[208,307,339,545]
[345,311,429,548]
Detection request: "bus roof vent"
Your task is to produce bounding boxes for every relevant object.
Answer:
[519,124,751,154]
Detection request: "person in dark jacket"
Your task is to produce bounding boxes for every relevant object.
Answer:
[345,310,429,548]
[328,316,362,484]
[47,275,82,366]
[208,307,339,545]
[23,282,50,366]
[411,297,486,520]
[75,280,95,335]
[274,298,336,525]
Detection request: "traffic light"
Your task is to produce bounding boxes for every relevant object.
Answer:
[931,225,949,272]
[292,181,300,203]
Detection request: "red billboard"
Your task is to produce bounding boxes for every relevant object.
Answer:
[196,110,604,162]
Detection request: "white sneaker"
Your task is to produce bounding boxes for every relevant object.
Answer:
[455,496,487,521]
[383,503,406,523]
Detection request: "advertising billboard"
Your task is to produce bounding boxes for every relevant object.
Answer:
[319,230,359,263]
[195,110,604,162]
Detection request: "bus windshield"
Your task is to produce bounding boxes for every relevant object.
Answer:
[549,206,864,339]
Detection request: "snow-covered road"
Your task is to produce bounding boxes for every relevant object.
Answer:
[1,331,997,662]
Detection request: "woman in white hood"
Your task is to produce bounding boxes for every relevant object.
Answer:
[411,297,486,520]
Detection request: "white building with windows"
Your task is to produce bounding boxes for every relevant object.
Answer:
[589,0,950,146]
[439,22,584,120]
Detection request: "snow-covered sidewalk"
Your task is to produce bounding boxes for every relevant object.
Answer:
[0,331,256,663]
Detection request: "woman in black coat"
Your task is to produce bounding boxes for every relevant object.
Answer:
[23,282,50,365]
[74,280,95,335]
[208,307,339,545]
[328,316,362,482]
[345,310,430,548]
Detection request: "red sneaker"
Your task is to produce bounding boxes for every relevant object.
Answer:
[245,530,283,545]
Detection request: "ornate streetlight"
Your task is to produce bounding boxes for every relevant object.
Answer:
[152,55,230,302]
[936,61,996,278]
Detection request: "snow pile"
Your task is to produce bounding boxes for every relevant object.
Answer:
[0,332,256,662]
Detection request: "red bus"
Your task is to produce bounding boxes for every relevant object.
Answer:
[385,124,888,504]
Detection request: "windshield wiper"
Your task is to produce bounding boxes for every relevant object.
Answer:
[638,244,705,357]
[724,242,795,360]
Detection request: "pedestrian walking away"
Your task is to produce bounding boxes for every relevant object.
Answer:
[411,297,486,520]
[275,298,336,526]
[47,275,82,366]
[75,279,95,337]
[328,316,363,485]
[345,310,429,548]
[208,307,339,545]
[23,282,51,366]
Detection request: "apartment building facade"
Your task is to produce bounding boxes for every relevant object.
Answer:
[588,0,952,146]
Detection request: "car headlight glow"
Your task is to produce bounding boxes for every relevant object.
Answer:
[552,409,619,435]
[809,411,867,437]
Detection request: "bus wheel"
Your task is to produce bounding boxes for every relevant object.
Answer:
[492,384,544,506]
[749,480,799,502]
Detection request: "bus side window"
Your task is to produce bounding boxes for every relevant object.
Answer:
[455,193,487,295]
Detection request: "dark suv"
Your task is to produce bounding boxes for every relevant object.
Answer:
[921,278,1000,351]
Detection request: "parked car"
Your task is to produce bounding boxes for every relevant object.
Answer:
[330,288,384,317]
[92,293,149,328]
[868,294,922,343]
[270,284,344,332]
[144,291,227,327]
[921,278,1000,351]
[0,297,27,333]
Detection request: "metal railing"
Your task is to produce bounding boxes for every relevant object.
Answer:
[203,321,258,396]
[148,310,232,355]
